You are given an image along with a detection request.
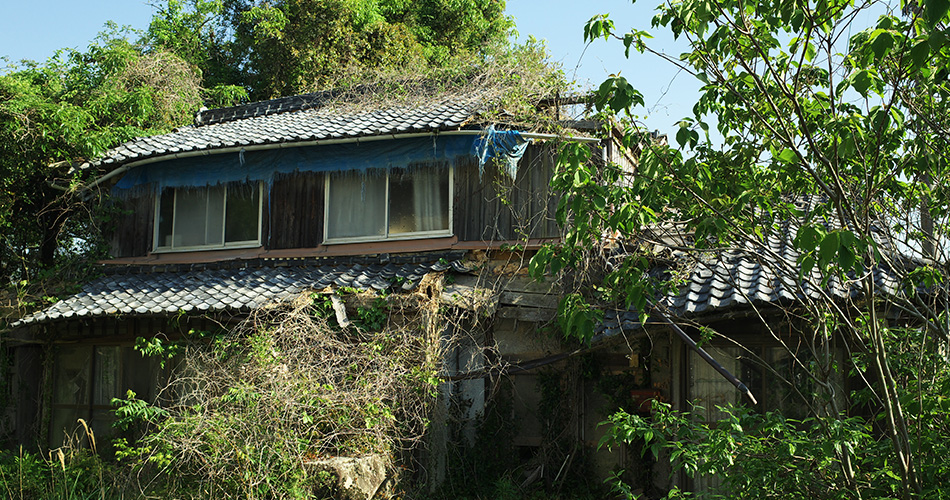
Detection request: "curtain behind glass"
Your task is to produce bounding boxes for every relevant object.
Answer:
[327,170,386,239]
[389,166,448,234]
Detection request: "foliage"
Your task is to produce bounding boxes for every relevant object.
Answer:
[110,291,443,498]
[146,0,516,100]
[0,419,129,500]
[529,0,950,497]
[0,27,203,313]
[601,398,950,499]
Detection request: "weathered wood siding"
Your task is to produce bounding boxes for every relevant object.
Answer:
[454,143,561,242]
[268,171,324,249]
[110,191,154,258]
[110,142,563,254]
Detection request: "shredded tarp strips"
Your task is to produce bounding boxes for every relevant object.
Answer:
[114,135,477,191]
[472,125,529,180]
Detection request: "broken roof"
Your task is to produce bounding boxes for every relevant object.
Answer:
[14,255,465,327]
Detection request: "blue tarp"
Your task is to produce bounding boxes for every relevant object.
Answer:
[473,125,529,179]
[114,130,531,193]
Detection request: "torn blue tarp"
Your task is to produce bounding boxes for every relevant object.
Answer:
[114,135,476,192]
[472,125,530,179]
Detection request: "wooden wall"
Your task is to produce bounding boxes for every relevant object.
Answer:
[111,191,154,258]
[454,142,561,242]
[109,141,564,256]
[268,171,324,249]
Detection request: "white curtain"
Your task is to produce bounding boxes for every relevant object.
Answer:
[327,170,386,239]
[412,167,448,232]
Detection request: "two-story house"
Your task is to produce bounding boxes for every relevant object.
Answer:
[6,90,650,482]
[7,88,916,497]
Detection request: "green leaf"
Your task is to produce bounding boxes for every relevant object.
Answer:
[802,255,816,277]
[778,148,798,164]
[676,125,690,148]
[804,42,816,62]
[911,39,931,69]
[819,232,839,265]
[926,0,950,28]
[851,69,873,96]
[869,29,895,60]
[592,192,607,211]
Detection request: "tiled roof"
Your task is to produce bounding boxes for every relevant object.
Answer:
[96,93,483,167]
[599,196,907,338]
[599,248,902,337]
[14,257,464,327]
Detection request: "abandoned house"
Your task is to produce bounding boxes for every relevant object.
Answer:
[1,88,894,496]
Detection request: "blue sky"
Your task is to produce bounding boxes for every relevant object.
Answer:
[0,0,701,136]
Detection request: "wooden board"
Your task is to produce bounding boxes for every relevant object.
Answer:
[111,191,155,258]
[454,143,562,243]
[268,171,324,249]
[497,306,557,322]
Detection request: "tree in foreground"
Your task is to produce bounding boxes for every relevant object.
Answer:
[0,28,203,297]
[531,0,950,498]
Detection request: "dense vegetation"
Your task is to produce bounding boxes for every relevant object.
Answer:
[530,0,950,498]
[9,0,950,497]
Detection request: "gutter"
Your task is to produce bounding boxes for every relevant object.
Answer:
[82,129,603,192]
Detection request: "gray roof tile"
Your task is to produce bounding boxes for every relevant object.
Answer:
[14,256,463,327]
[599,196,912,338]
[93,93,484,168]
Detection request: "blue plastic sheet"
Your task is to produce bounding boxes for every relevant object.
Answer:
[114,130,531,193]
[472,125,529,180]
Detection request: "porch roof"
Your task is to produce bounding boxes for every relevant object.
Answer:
[13,254,464,327]
[599,194,908,339]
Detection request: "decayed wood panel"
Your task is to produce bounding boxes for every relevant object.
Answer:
[111,191,155,258]
[268,171,324,249]
[454,143,562,242]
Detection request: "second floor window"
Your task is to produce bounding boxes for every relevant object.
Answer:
[155,181,262,251]
[325,166,451,242]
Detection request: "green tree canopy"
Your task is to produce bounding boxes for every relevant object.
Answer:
[533,0,950,498]
[146,0,514,100]
[0,27,202,294]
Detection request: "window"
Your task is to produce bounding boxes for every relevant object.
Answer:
[49,345,168,447]
[155,182,262,251]
[325,166,452,242]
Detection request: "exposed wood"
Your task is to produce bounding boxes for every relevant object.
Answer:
[498,306,556,322]
[499,291,559,309]
[111,191,154,258]
[454,143,562,243]
[269,171,324,249]
[330,294,351,328]
[500,276,558,294]
[441,283,498,314]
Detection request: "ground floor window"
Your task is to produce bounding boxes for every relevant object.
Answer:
[49,344,167,447]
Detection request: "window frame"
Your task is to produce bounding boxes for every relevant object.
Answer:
[322,167,454,245]
[153,181,264,253]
